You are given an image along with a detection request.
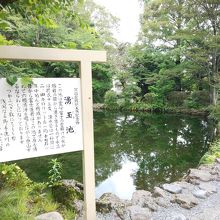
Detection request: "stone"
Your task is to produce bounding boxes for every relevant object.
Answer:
[131,190,159,211]
[162,183,182,194]
[127,205,151,220]
[175,181,194,190]
[96,193,124,213]
[199,182,217,194]
[187,169,214,182]
[210,166,220,175]
[52,179,83,210]
[172,194,198,209]
[96,193,130,219]
[35,212,64,220]
[62,179,83,192]
[166,213,187,220]
[152,187,167,198]
[73,200,84,214]
[132,190,152,201]
[192,189,207,199]
[154,197,170,208]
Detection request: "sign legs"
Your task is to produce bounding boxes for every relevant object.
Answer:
[80,60,96,220]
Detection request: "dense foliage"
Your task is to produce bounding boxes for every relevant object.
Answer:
[1,0,219,109]
[103,0,220,112]
[0,0,116,102]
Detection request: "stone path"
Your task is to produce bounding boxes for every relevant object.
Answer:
[94,159,220,220]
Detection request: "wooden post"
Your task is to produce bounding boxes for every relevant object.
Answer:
[0,46,107,220]
[80,60,96,220]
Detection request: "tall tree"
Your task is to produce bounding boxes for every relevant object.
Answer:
[140,0,220,104]
[140,0,189,91]
[185,0,220,104]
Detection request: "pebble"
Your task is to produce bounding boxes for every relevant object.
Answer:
[132,190,159,211]
[199,182,217,194]
[192,189,207,199]
[163,183,182,194]
[172,194,198,209]
[188,169,213,182]
[127,205,151,220]
[153,186,167,198]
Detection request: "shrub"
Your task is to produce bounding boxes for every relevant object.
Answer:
[0,163,31,189]
[167,91,189,106]
[104,90,118,108]
[143,93,156,105]
[200,141,220,165]
[184,91,210,109]
[209,104,220,121]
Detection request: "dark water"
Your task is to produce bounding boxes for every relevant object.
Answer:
[15,111,216,199]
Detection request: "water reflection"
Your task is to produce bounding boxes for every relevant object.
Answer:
[96,157,138,199]
[94,112,216,198]
[16,112,216,199]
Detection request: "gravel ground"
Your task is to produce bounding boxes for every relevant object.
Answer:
[151,182,220,219]
[151,171,220,220]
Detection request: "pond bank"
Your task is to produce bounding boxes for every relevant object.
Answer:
[93,103,209,116]
[33,151,220,219]
[71,159,220,219]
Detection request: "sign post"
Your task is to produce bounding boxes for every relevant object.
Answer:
[0,46,106,220]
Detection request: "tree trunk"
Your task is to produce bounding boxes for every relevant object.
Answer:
[210,85,218,105]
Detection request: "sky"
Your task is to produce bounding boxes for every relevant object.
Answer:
[93,0,143,44]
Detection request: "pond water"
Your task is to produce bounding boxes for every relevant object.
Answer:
[15,111,216,199]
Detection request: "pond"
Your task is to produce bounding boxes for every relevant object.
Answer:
[15,111,216,199]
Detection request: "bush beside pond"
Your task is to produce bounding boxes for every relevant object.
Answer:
[0,163,78,220]
[200,141,220,165]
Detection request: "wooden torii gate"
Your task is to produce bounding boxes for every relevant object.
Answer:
[0,45,106,220]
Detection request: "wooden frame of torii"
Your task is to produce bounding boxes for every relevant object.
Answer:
[0,45,107,220]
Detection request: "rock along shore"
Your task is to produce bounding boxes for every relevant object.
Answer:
[35,159,220,220]
[79,159,220,220]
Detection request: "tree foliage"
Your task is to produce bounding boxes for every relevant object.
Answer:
[125,0,220,109]
[0,0,118,102]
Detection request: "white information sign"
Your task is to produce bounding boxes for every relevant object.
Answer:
[0,78,83,162]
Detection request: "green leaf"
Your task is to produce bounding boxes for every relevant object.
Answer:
[6,75,18,86]
[21,76,33,87]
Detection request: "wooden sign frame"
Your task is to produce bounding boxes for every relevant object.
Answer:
[0,45,107,220]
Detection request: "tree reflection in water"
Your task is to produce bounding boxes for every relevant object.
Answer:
[94,112,216,198]
[16,111,216,199]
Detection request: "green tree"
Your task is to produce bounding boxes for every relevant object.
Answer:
[185,0,220,105]
[140,0,190,91]
[0,0,118,102]
[92,64,113,103]
[140,0,220,105]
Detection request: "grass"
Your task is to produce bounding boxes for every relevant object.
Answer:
[0,163,77,220]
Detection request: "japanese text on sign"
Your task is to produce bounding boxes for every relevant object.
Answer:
[0,78,83,162]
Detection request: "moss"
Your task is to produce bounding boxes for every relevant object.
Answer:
[52,181,83,210]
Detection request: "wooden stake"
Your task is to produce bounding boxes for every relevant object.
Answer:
[80,60,96,220]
